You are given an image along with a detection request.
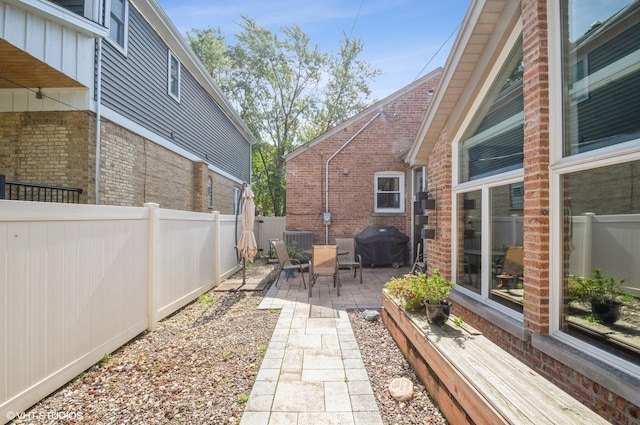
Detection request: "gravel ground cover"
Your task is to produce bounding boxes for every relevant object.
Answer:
[15,264,446,425]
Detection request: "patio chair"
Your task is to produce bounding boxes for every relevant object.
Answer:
[336,238,362,284]
[272,240,308,289]
[495,246,524,290]
[309,245,340,297]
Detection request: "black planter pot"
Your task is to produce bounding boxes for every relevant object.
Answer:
[591,300,622,324]
[425,300,451,325]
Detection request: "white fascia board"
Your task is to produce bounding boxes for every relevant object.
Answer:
[5,0,107,37]
[101,106,245,185]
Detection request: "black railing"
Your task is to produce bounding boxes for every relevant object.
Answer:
[0,175,83,204]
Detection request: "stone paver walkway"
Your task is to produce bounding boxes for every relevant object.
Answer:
[240,265,408,425]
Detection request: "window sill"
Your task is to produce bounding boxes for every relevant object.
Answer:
[449,289,529,341]
[372,212,405,217]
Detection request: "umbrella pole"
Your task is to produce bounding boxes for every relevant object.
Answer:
[243,257,246,285]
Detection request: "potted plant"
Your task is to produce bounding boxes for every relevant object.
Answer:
[420,269,455,325]
[285,242,305,277]
[384,268,455,325]
[568,268,629,324]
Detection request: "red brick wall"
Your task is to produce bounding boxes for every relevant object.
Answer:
[423,1,637,423]
[286,73,441,247]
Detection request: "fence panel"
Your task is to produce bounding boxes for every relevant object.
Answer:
[156,208,216,320]
[0,202,149,418]
[0,202,242,419]
[254,216,286,259]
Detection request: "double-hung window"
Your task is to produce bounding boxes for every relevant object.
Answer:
[109,0,128,51]
[168,51,181,102]
[374,172,404,213]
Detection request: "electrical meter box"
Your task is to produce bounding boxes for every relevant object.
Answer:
[322,212,332,225]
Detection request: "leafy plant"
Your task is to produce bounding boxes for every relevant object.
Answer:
[199,294,215,305]
[384,269,455,310]
[237,394,249,404]
[568,268,629,304]
[286,241,305,260]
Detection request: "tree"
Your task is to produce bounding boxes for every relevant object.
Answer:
[188,17,380,216]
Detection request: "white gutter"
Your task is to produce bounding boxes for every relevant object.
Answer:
[324,111,382,243]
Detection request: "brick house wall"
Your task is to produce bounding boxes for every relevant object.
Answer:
[0,111,241,214]
[423,1,638,423]
[286,71,441,247]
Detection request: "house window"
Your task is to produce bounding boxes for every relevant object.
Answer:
[168,51,181,102]
[459,39,524,183]
[207,177,213,208]
[562,0,640,156]
[374,172,404,213]
[109,0,128,50]
[554,0,640,369]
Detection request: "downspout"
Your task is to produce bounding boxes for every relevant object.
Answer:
[94,4,103,205]
[324,111,382,243]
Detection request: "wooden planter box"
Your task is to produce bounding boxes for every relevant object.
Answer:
[380,290,607,425]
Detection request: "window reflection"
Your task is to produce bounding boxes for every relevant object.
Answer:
[562,161,640,364]
[563,0,640,155]
[458,191,481,294]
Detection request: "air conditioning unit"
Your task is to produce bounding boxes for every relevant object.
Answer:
[283,230,314,251]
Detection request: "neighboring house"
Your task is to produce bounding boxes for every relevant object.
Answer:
[285,69,442,253]
[0,0,255,214]
[406,0,639,423]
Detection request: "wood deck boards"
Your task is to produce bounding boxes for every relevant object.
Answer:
[382,292,609,425]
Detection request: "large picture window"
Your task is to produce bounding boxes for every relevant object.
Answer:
[562,0,640,155]
[460,40,524,183]
[374,172,404,213]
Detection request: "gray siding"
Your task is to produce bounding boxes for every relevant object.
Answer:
[101,6,251,183]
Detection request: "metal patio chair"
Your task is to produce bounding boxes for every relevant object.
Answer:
[272,240,308,288]
[309,245,340,297]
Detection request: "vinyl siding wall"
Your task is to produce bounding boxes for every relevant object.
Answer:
[101,5,251,183]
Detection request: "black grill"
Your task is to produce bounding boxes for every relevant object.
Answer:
[355,226,409,268]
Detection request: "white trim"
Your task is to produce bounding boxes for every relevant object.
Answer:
[101,106,244,185]
[4,0,108,37]
[374,171,405,213]
[167,50,181,103]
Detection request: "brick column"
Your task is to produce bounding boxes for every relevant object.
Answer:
[193,161,209,213]
[521,0,551,334]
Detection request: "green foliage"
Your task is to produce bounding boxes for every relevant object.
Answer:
[257,344,267,355]
[237,394,249,404]
[286,241,304,260]
[199,294,215,305]
[188,18,380,216]
[452,316,464,327]
[384,269,455,310]
[568,268,629,304]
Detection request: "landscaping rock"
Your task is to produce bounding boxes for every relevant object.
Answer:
[389,377,414,401]
[362,310,380,322]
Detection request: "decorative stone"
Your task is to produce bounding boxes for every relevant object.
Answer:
[389,377,414,401]
[362,310,380,322]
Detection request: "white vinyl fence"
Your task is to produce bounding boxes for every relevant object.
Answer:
[0,201,243,419]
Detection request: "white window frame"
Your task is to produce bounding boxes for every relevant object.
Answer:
[168,51,181,102]
[374,171,405,213]
[106,0,129,55]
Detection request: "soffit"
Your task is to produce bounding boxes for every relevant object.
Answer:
[0,39,84,89]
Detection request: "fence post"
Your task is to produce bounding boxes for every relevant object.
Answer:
[581,212,595,276]
[212,211,220,287]
[145,202,160,331]
[0,174,5,199]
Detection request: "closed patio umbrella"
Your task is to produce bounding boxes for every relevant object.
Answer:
[236,185,257,284]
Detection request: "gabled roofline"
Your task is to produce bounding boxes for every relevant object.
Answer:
[132,0,257,145]
[285,67,443,162]
[407,0,521,166]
